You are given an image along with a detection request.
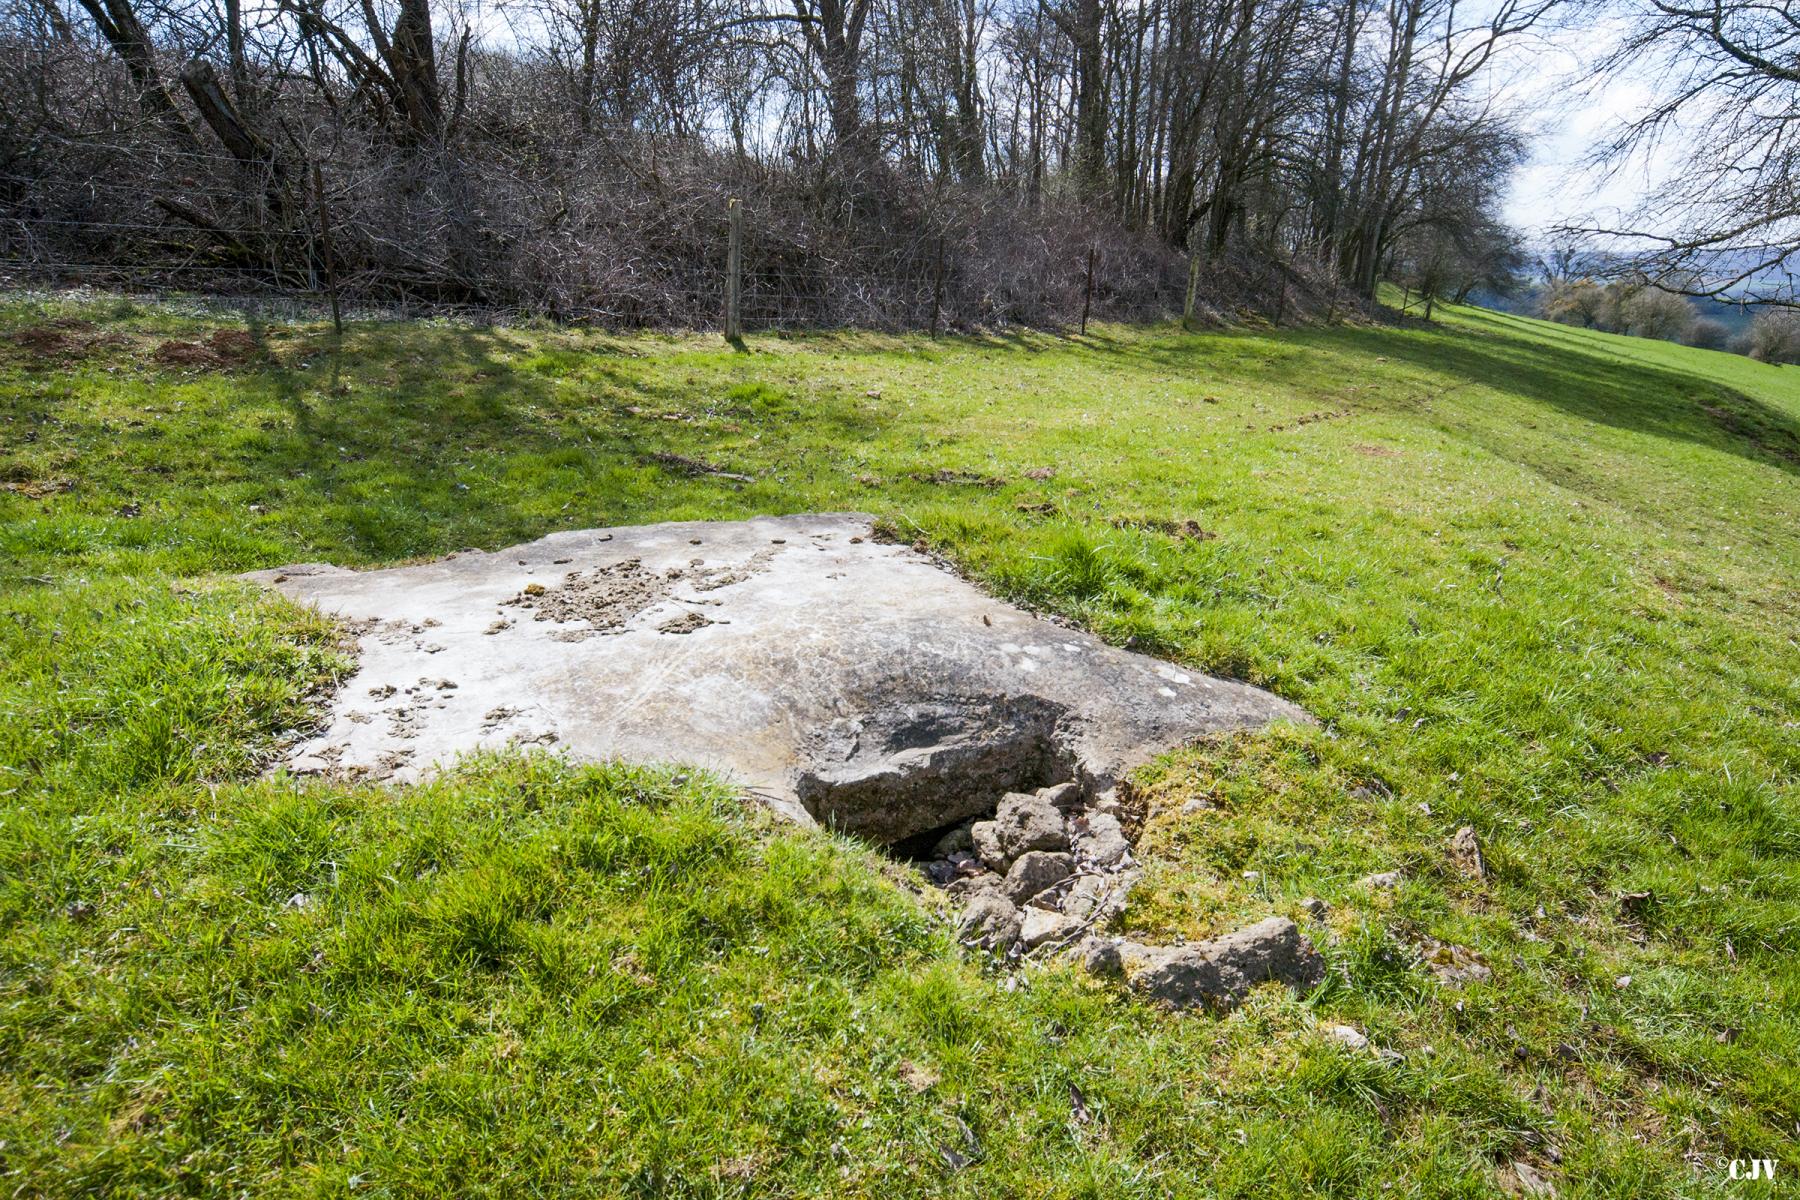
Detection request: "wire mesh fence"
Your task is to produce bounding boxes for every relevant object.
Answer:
[0,134,1208,333]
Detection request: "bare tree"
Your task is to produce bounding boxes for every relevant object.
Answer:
[0,0,1553,324]
[1569,0,1800,305]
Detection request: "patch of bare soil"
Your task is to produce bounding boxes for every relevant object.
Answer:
[1,477,76,499]
[1110,515,1217,542]
[11,324,79,356]
[910,468,1005,487]
[1267,408,1351,433]
[9,318,132,361]
[646,451,753,482]
[152,329,264,370]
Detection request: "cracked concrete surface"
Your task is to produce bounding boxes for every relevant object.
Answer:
[247,513,1307,839]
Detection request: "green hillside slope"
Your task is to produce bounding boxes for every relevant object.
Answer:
[2,297,1795,1197]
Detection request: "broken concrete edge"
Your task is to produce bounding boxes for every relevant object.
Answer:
[277,707,1338,1021]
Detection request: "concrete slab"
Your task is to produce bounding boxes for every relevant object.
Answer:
[247,513,1306,841]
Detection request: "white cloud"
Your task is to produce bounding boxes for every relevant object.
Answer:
[1488,18,1686,240]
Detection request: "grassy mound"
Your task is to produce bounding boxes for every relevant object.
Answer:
[1,296,1795,1195]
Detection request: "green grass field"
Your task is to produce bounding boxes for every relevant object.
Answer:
[1,294,1796,1198]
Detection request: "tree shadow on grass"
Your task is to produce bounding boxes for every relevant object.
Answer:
[1078,310,1800,480]
[1358,308,1800,478]
[238,324,897,564]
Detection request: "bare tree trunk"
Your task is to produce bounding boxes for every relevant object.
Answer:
[72,0,200,148]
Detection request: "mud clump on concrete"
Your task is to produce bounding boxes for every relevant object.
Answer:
[505,558,678,633]
[505,551,772,635]
[688,549,776,593]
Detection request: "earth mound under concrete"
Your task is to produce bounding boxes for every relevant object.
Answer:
[247,513,1306,840]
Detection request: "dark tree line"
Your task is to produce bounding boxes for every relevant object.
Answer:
[0,0,1544,326]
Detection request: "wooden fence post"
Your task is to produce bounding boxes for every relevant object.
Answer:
[1184,247,1200,330]
[725,196,743,340]
[930,236,945,337]
[312,162,342,337]
[1080,244,1096,335]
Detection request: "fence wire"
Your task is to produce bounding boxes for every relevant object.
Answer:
[0,136,1208,331]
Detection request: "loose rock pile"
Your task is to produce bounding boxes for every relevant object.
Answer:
[929,784,1328,1013]
[927,783,1140,956]
[1076,917,1326,1011]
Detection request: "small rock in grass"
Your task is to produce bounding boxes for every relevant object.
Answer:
[991,791,1070,860]
[1101,917,1326,1011]
[1114,943,1233,1009]
[896,1059,938,1093]
[1020,906,1075,949]
[1418,937,1493,986]
[1202,915,1328,994]
[956,894,1021,951]
[1326,1025,1370,1050]
[1300,896,1330,919]
[1450,825,1485,879]
[1503,1161,1557,1198]
[1077,810,1132,868]
[1003,851,1076,905]
[1075,936,1124,976]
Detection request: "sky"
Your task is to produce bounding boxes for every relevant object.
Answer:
[1493,18,1680,244]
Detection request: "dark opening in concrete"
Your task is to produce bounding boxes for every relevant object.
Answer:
[887,816,978,863]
